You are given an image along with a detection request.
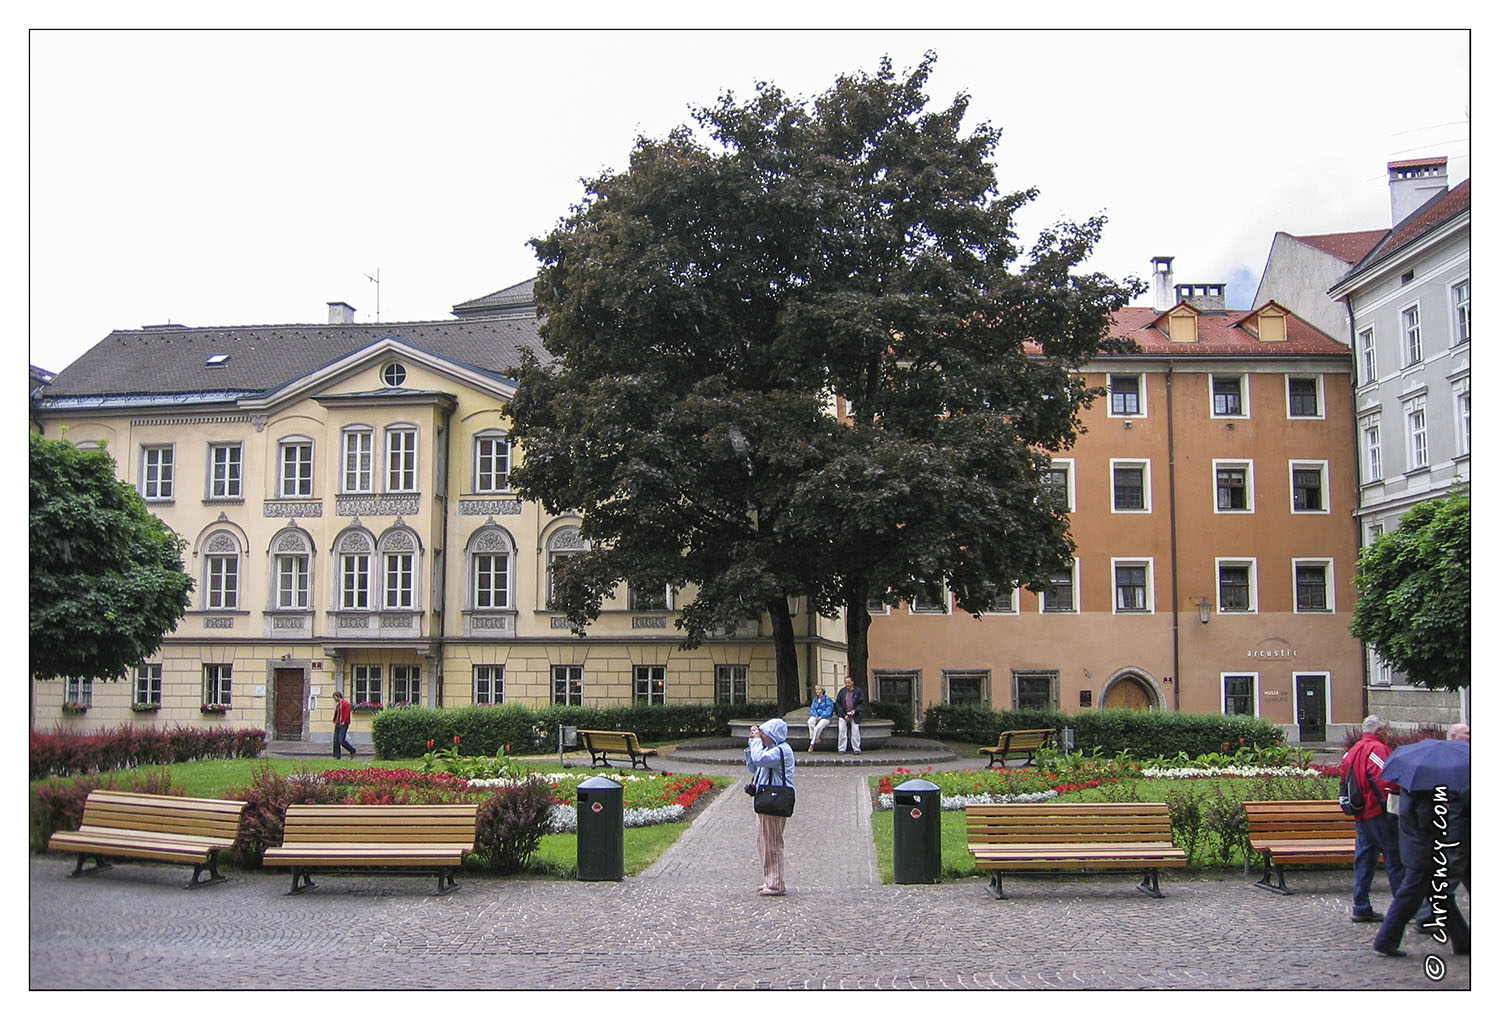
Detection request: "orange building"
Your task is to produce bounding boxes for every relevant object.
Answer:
[867,259,1364,743]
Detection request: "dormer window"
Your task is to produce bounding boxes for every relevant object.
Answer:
[1257,308,1287,342]
[1167,307,1198,343]
[205,353,230,367]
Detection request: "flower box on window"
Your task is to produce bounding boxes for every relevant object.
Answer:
[130,703,161,713]
[201,703,229,714]
[353,701,383,713]
[61,702,88,715]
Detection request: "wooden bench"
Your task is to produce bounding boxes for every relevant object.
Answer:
[262,803,479,895]
[46,790,249,889]
[978,728,1055,768]
[1244,800,1356,895]
[966,802,1187,899]
[578,729,658,770]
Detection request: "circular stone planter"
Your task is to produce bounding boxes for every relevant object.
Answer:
[728,711,894,750]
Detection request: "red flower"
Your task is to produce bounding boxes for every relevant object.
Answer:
[453,735,461,745]
[427,739,435,750]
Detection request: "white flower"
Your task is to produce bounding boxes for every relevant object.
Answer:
[876,790,1059,811]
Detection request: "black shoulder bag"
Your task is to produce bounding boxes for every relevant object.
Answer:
[752,744,796,817]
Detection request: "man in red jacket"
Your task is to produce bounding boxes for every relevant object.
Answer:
[1341,715,1405,922]
[332,690,358,759]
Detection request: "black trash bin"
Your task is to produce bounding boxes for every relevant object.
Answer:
[576,776,624,881]
[892,778,942,884]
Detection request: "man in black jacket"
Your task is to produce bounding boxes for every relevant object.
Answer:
[834,675,866,755]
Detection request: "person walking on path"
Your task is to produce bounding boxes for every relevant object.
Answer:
[834,675,866,755]
[1373,784,1470,957]
[807,687,834,752]
[332,690,358,759]
[1341,715,1404,922]
[745,718,796,896]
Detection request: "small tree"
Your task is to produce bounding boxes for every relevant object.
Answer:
[1350,489,1469,691]
[29,433,193,720]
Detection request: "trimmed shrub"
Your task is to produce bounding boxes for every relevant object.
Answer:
[29,725,267,779]
[868,699,913,735]
[923,704,1284,757]
[30,768,183,852]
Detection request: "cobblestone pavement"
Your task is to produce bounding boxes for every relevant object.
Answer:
[29,751,1470,992]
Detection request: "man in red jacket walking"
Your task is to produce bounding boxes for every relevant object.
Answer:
[332,690,358,759]
[1341,715,1404,922]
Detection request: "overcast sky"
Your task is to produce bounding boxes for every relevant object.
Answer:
[27,26,1471,375]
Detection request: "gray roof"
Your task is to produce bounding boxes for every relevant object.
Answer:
[37,313,550,401]
[452,277,539,317]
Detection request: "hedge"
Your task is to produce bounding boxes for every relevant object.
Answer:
[29,725,268,780]
[923,704,1285,758]
[370,702,778,759]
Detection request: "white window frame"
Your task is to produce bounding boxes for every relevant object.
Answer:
[1404,397,1428,470]
[384,550,415,610]
[1210,373,1249,418]
[474,664,505,705]
[65,675,95,708]
[208,443,242,499]
[1285,375,1324,419]
[1451,279,1470,347]
[339,552,372,610]
[1289,460,1330,514]
[1358,328,1377,386]
[1040,559,1079,614]
[134,664,163,707]
[472,551,510,610]
[1043,458,1075,512]
[275,553,310,610]
[341,428,374,493]
[1401,302,1423,366]
[1362,417,1382,482]
[1110,557,1154,614]
[140,444,174,501]
[473,432,512,493]
[1292,557,1335,614]
[205,549,239,610]
[716,664,749,704]
[1215,557,1258,614]
[351,664,383,707]
[1107,373,1145,417]
[1221,672,1260,717]
[990,585,1021,615]
[279,439,314,498]
[391,664,421,707]
[552,665,584,706]
[203,664,232,706]
[1110,458,1151,513]
[385,426,418,493]
[1212,459,1254,513]
[634,665,667,705]
[909,585,950,614]
[1453,378,1470,457]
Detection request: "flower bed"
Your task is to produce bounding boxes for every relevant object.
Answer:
[467,770,717,831]
[1140,764,1336,779]
[874,763,1132,811]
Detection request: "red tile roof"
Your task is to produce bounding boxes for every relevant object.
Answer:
[1359,178,1470,270]
[1032,304,1351,358]
[1286,229,1387,265]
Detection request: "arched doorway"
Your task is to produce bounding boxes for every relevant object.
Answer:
[1101,671,1159,710]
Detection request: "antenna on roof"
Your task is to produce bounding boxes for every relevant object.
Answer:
[362,268,381,323]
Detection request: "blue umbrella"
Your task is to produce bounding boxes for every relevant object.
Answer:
[1379,738,1470,792]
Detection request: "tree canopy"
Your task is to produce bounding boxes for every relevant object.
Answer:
[508,53,1139,709]
[29,433,193,687]
[1350,490,1470,691]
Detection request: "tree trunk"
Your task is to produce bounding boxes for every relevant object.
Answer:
[844,577,872,688]
[767,597,802,715]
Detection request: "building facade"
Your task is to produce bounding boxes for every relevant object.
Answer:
[867,259,1366,742]
[32,291,846,741]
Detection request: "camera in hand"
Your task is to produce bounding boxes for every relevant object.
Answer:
[743,783,758,795]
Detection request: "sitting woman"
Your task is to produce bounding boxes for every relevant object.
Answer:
[806,686,835,752]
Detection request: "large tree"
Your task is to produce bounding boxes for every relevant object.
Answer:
[29,433,193,719]
[508,53,1138,710]
[1350,490,1470,691]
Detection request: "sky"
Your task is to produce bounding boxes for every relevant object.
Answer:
[25,24,1473,376]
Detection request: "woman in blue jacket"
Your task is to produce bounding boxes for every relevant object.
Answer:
[806,687,835,752]
[746,718,796,896]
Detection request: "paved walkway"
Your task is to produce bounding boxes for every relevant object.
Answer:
[28,748,1469,992]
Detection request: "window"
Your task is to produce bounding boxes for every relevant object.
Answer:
[474,433,511,492]
[473,665,504,705]
[1287,376,1321,418]
[943,671,988,706]
[141,445,174,500]
[1370,655,1396,688]
[1042,459,1074,512]
[1012,670,1058,711]
[635,665,666,705]
[1402,304,1423,365]
[386,427,417,492]
[206,549,239,610]
[134,664,162,707]
[1290,461,1328,513]
[1452,280,1470,346]
[629,585,672,611]
[991,586,1018,613]
[351,665,382,707]
[1358,328,1377,385]
[275,553,309,609]
[1454,380,1470,456]
[1041,561,1077,613]
[203,664,232,706]
[1214,461,1253,512]
[342,428,374,493]
[1363,419,1382,482]
[909,585,948,614]
[552,665,583,706]
[1111,460,1149,512]
[716,665,748,704]
[1216,559,1256,613]
[865,595,891,615]
[1223,675,1256,716]
[391,665,420,707]
[208,443,242,499]
[1293,560,1332,613]
[545,526,585,609]
[1367,521,1385,545]
[1211,375,1246,417]
[1109,374,1143,416]
[1112,560,1151,612]
[381,362,407,387]
[466,527,513,610]
[279,440,314,498]
[65,676,94,708]
[338,532,373,610]
[1405,399,1428,470]
[384,549,414,609]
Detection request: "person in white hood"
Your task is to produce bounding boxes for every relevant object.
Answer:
[745,717,796,896]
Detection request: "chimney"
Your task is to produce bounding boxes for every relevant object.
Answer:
[1174,282,1226,313]
[1151,256,1175,312]
[328,301,356,325]
[1387,157,1448,226]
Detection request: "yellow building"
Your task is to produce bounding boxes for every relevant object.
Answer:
[32,284,845,743]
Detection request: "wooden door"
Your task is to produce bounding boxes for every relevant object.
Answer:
[1103,675,1153,710]
[1295,674,1327,743]
[274,668,305,740]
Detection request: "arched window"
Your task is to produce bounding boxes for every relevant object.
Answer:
[269,527,315,610]
[201,530,241,610]
[467,527,515,610]
[545,524,587,609]
[334,528,376,610]
[378,526,422,610]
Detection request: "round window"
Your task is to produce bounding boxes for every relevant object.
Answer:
[381,362,407,387]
